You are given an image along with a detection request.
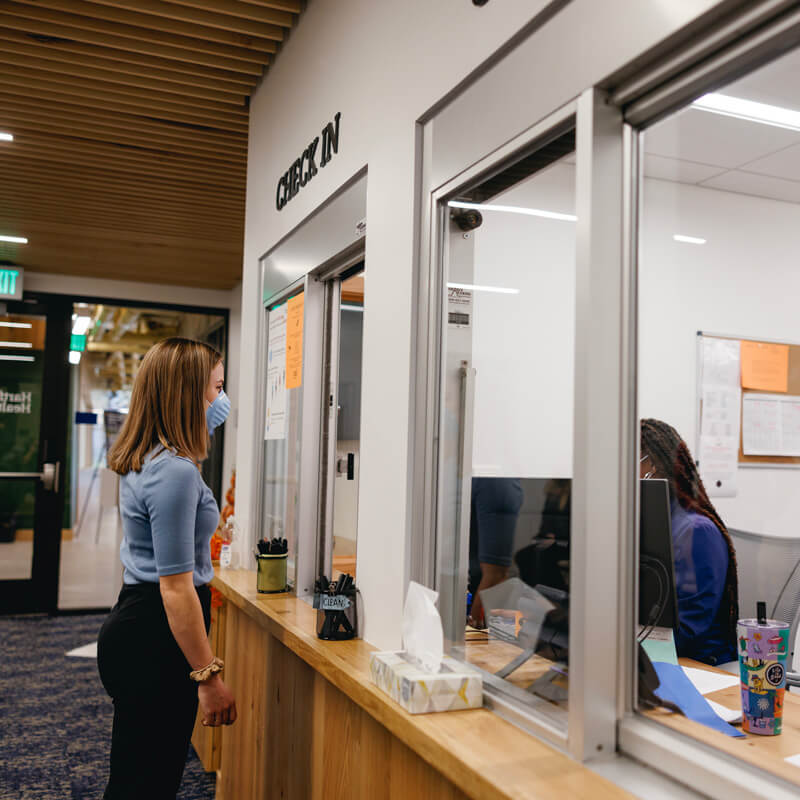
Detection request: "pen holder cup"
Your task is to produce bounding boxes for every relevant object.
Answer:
[256,553,288,594]
[315,588,358,640]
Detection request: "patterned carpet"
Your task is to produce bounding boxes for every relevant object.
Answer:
[0,613,215,800]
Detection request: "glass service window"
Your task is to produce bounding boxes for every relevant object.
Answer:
[263,291,304,587]
[438,130,576,729]
[331,271,364,580]
[635,48,800,788]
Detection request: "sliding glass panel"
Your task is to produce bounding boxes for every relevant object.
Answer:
[438,130,576,730]
[263,291,304,588]
[635,46,800,788]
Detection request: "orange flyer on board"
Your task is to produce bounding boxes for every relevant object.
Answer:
[286,293,304,389]
[740,340,789,392]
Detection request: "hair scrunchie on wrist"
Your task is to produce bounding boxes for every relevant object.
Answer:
[190,656,224,682]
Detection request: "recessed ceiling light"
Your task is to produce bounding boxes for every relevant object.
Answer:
[0,132,13,142]
[692,93,800,132]
[0,341,32,348]
[0,321,32,329]
[72,316,92,336]
[448,282,520,295]
[673,234,706,245]
[0,235,27,244]
[448,200,577,222]
[0,354,34,362]
[68,351,81,365]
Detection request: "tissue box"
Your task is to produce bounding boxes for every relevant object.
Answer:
[369,651,483,714]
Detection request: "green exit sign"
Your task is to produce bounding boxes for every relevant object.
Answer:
[70,334,87,352]
[0,267,23,300]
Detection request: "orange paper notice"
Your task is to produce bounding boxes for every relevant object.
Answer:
[286,293,304,389]
[740,340,789,392]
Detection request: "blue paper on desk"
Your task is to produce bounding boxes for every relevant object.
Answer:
[653,662,745,738]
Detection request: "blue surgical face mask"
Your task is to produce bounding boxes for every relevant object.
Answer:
[207,390,231,435]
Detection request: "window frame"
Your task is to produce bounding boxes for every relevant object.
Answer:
[617,6,800,798]
[418,90,631,757]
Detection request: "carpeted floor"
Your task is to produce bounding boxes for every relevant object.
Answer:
[0,613,216,800]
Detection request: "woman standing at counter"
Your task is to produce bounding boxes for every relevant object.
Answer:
[640,418,739,665]
[98,338,237,799]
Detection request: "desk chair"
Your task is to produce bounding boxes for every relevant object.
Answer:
[729,529,800,666]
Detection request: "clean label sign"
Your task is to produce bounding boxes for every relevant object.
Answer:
[0,267,23,300]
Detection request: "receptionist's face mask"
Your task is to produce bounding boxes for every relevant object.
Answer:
[207,390,231,435]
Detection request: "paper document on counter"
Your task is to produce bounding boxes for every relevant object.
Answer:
[682,666,739,696]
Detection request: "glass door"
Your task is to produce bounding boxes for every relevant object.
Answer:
[317,266,364,580]
[0,296,70,613]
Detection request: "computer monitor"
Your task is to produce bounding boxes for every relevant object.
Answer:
[639,479,679,631]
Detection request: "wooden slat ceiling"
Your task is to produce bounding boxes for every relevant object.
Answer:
[0,0,301,291]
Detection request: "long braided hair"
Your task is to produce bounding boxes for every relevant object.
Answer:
[640,418,739,649]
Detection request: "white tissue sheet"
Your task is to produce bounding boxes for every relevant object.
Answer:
[402,581,444,674]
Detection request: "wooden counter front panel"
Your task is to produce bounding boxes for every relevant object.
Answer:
[216,601,469,800]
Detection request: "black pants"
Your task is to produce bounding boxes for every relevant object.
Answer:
[97,582,211,800]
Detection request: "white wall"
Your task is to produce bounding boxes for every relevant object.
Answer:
[469,169,800,537]
[639,178,800,538]
[471,162,576,479]
[25,271,235,310]
[221,281,242,502]
[238,0,554,650]
[238,0,739,648]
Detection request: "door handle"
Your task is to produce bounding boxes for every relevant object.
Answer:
[41,462,60,493]
[336,453,356,481]
[0,462,60,492]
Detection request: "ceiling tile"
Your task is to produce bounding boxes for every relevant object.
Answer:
[643,153,725,184]
[644,107,800,168]
[740,141,800,182]
[700,170,800,205]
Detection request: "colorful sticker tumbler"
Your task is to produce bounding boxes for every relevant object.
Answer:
[737,617,790,735]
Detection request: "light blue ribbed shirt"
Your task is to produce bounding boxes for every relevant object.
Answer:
[119,448,219,586]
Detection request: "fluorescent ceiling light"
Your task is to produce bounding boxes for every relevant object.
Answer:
[673,234,706,245]
[0,132,12,142]
[448,200,577,222]
[0,354,34,362]
[72,315,92,336]
[0,321,32,329]
[341,304,364,312]
[68,351,81,365]
[448,282,520,295]
[692,93,800,132]
[0,341,32,348]
[0,235,27,244]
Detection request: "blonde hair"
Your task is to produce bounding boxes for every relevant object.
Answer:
[108,337,222,475]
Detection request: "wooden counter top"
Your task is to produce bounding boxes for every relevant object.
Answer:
[212,568,632,800]
[645,659,800,788]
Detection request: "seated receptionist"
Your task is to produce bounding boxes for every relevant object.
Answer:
[640,418,739,665]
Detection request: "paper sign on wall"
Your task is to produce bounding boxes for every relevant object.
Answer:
[286,293,304,389]
[699,337,741,497]
[741,340,789,392]
[265,304,287,440]
[742,393,800,456]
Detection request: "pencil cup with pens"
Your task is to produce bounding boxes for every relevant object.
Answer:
[314,573,358,640]
[255,537,288,593]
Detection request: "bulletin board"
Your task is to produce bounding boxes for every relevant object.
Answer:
[698,332,800,467]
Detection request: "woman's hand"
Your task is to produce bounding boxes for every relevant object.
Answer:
[198,674,237,726]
